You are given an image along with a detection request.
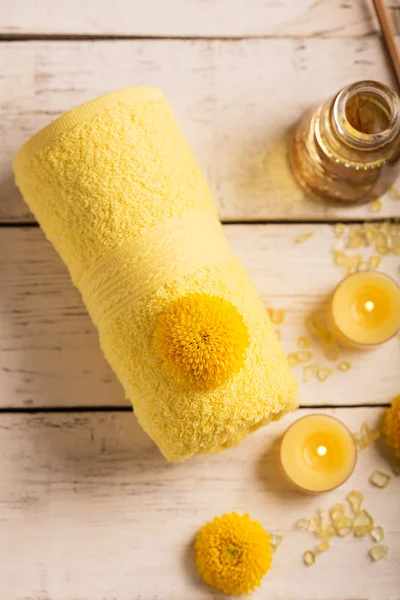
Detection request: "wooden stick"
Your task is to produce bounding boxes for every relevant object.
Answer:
[372,0,400,88]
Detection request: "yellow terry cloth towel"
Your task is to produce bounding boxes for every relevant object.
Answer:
[14,87,297,461]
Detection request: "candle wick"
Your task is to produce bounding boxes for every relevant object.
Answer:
[364,300,375,312]
[316,445,327,457]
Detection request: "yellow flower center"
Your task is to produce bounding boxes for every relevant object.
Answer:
[154,294,249,389]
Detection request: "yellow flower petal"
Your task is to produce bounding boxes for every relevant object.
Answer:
[195,512,272,595]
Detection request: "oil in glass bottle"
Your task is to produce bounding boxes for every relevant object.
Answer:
[289,80,400,204]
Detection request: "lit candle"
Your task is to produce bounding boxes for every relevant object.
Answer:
[329,271,400,348]
[280,415,357,493]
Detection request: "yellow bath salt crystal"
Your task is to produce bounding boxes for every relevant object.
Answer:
[346,490,363,514]
[268,308,285,324]
[329,503,345,523]
[370,526,384,543]
[342,264,353,275]
[275,328,281,340]
[334,223,346,237]
[376,238,389,255]
[367,255,381,270]
[270,534,283,553]
[363,223,379,245]
[322,524,337,540]
[296,231,314,244]
[369,470,391,488]
[287,353,300,368]
[389,186,400,199]
[296,351,312,363]
[303,550,316,566]
[335,516,354,537]
[371,199,382,213]
[369,545,388,562]
[352,254,364,269]
[317,368,333,382]
[316,540,330,553]
[333,250,347,266]
[347,235,363,249]
[338,361,351,372]
[323,344,340,361]
[303,365,318,382]
[353,510,374,536]
[361,422,380,444]
[297,336,312,348]
[296,518,310,531]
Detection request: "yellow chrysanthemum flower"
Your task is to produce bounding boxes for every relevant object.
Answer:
[195,512,272,596]
[382,395,400,459]
[154,294,249,389]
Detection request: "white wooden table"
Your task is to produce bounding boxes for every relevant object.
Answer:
[1,2,400,599]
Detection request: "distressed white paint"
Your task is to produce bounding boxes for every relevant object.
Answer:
[0,0,390,37]
[0,408,398,600]
[1,224,399,409]
[1,39,399,223]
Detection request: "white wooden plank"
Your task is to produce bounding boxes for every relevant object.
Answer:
[0,407,398,600]
[1,39,399,223]
[0,0,392,37]
[0,224,399,409]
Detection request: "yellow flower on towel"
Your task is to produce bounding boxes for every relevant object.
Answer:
[382,395,400,459]
[154,294,249,389]
[195,512,272,595]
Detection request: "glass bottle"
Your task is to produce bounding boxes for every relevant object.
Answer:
[289,80,400,204]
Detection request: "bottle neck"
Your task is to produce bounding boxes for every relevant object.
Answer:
[331,80,400,151]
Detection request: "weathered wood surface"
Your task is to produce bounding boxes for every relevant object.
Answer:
[1,39,399,224]
[0,0,395,37]
[1,224,398,409]
[0,407,398,600]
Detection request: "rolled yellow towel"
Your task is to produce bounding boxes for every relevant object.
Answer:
[14,87,297,461]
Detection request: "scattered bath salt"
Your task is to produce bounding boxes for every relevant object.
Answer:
[323,344,340,361]
[296,351,312,363]
[335,516,353,537]
[369,545,388,562]
[361,422,379,444]
[316,540,330,553]
[334,250,347,266]
[369,470,391,488]
[296,231,314,244]
[347,490,364,514]
[334,223,346,237]
[287,353,300,368]
[323,524,337,540]
[268,308,285,324]
[271,534,283,553]
[371,199,382,213]
[367,255,381,270]
[303,365,318,382]
[303,550,316,566]
[330,504,345,523]
[338,361,351,372]
[370,526,384,544]
[317,368,333,382]
[389,186,400,199]
[296,518,310,531]
[353,422,379,450]
[297,336,312,348]
[353,510,374,536]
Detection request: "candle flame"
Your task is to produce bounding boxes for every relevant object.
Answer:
[316,445,327,457]
[364,300,375,312]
